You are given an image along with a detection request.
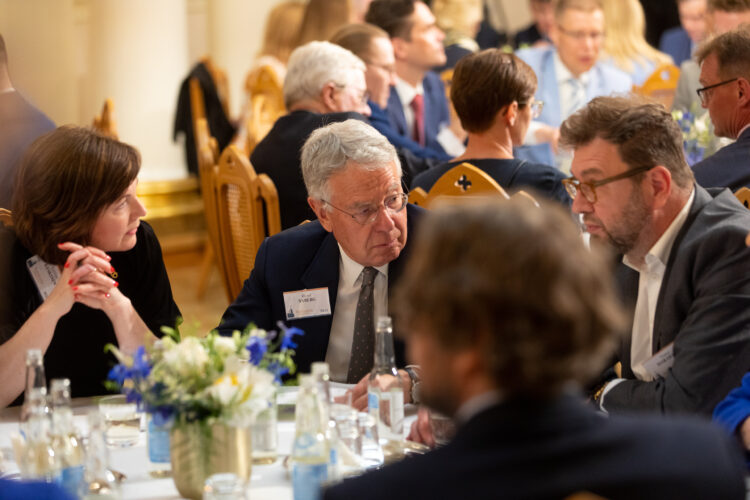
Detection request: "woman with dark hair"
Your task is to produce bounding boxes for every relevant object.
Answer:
[0,126,180,407]
[411,49,570,206]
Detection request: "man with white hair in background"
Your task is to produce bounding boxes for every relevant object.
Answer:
[219,119,423,396]
[250,41,371,230]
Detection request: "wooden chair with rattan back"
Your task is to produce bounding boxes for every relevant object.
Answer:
[734,186,750,209]
[244,64,286,153]
[632,63,680,109]
[0,208,12,227]
[200,56,231,119]
[407,187,429,207]
[424,162,510,207]
[92,98,118,139]
[189,76,207,142]
[214,145,281,300]
[194,118,233,302]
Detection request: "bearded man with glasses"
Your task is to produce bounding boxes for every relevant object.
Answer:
[560,95,750,416]
[218,119,423,396]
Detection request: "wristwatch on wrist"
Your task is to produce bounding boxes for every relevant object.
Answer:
[405,365,421,405]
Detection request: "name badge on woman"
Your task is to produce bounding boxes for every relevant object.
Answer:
[26,255,60,300]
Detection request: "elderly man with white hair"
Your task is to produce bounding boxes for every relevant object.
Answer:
[250,40,371,229]
[219,119,424,397]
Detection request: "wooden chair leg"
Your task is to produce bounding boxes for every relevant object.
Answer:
[195,239,215,300]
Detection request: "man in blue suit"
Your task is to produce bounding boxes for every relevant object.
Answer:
[691,28,750,191]
[659,0,707,66]
[365,0,461,158]
[218,119,422,397]
[516,0,631,170]
[324,197,748,500]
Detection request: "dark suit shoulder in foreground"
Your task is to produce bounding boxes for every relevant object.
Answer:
[324,395,748,500]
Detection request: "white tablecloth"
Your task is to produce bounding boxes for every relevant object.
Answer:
[0,384,416,500]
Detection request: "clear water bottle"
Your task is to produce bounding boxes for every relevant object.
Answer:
[367,316,404,444]
[311,362,331,407]
[292,375,329,500]
[146,415,171,477]
[83,410,120,500]
[311,362,337,479]
[50,379,84,498]
[21,349,46,423]
[20,386,61,483]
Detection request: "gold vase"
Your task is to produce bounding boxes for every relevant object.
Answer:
[170,421,252,500]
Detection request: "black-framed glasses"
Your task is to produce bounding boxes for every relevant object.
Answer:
[518,99,544,119]
[557,25,605,43]
[696,78,738,106]
[562,165,656,203]
[322,192,408,225]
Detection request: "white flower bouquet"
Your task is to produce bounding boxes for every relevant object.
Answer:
[106,323,303,427]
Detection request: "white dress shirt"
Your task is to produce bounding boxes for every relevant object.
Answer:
[325,244,389,382]
[600,189,695,408]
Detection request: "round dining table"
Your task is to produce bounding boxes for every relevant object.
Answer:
[0,384,418,500]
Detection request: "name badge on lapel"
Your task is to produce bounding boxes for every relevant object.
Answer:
[283,287,331,320]
[636,342,674,381]
[26,255,61,300]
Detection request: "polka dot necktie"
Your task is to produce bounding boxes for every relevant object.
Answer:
[346,266,378,383]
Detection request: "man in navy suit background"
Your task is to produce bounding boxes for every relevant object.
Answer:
[365,0,463,158]
[324,197,748,500]
[692,27,750,190]
[218,119,421,401]
[659,0,707,66]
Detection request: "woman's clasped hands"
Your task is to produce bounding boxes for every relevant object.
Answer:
[47,242,121,317]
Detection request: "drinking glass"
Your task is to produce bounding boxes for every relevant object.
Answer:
[251,395,278,464]
[356,412,383,469]
[203,473,247,500]
[98,395,140,447]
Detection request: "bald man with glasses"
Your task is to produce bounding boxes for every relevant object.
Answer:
[561,95,750,416]
[218,119,423,394]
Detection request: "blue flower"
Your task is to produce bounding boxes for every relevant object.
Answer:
[246,336,268,365]
[280,325,304,351]
[131,345,152,379]
[266,361,290,384]
[108,364,131,385]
